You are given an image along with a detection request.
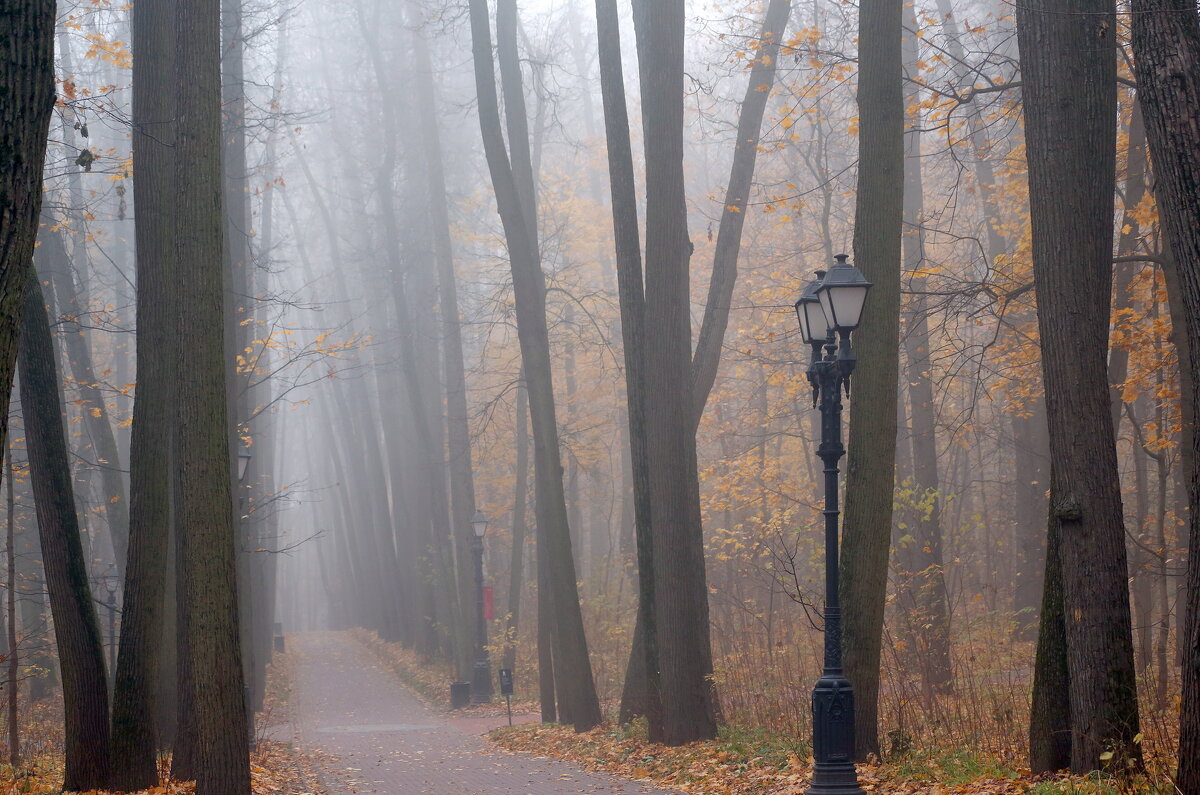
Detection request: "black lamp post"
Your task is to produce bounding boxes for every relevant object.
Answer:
[793,254,871,795]
[470,509,493,704]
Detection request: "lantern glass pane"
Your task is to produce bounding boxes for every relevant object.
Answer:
[830,285,868,330]
[817,287,835,330]
[802,299,827,342]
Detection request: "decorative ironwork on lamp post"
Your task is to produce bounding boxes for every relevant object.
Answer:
[793,254,871,795]
[470,510,493,704]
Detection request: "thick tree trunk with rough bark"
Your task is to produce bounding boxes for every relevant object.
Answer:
[19,271,111,791]
[1017,0,1142,772]
[840,0,904,761]
[1127,4,1200,789]
[174,0,251,789]
[0,0,55,463]
[109,0,177,784]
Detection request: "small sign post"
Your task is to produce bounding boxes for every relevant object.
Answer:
[498,668,514,726]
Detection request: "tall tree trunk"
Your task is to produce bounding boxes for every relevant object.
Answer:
[595,0,662,738]
[840,0,904,760]
[1126,3,1200,789]
[631,0,719,745]
[466,0,601,732]
[409,0,483,683]
[0,0,55,464]
[109,0,177,785]
[1017,0,1142,771]
[174,0,251,787]
[19,271,111,790]
[898,6,952,693]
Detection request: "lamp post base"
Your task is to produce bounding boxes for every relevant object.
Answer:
[470,660,493,705]
[805,760,866,795]
[807,673,864,795]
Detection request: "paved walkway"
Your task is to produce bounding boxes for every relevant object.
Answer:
[287,632,672,794]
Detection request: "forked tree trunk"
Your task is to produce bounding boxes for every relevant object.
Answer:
[595,0,662,738]
[466,0,601,732]
[1017,0,1142,771]
[630,0,720,745]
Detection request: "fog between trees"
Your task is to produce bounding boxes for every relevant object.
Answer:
[0,0,1198,791]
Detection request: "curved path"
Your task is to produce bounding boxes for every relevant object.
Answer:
[287,632,671,794]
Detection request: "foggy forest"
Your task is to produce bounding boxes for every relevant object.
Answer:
[0,0,1198,793]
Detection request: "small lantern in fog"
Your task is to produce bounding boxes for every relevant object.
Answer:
[237,441,252,483]
[815,254,871,333]
[471,510,488,539]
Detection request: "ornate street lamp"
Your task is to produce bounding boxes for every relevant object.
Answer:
[795,254,871,795]
[470,510,493,704]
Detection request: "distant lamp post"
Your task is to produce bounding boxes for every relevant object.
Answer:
[793,254,871,795]
[470,510,493,704]
[237,441,252,482]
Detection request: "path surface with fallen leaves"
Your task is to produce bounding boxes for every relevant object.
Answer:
[288,632,673,794]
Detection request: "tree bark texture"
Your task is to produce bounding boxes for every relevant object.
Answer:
[110,0,177,783]
[632,0,719,745]
[840,0,904,760]
[467,0,601,732]
[174,0,251,788]
[1016,0,1142,771]
[0,0,55,464]
[19,271,111,790]
[1127,4,1200,790]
